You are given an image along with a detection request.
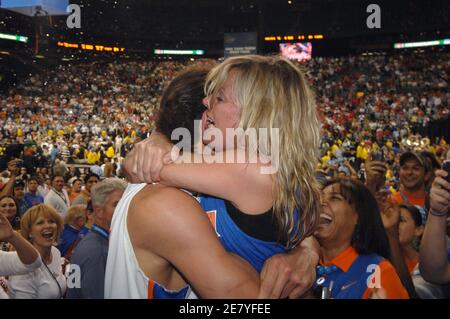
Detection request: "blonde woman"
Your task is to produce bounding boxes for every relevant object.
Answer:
[58,204,89,259]
[8,204,66,299]
[124,55,321,297]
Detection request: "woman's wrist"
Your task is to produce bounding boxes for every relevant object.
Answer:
[429,208,448,218]
[297,237,321,263]
[6,230,19,244]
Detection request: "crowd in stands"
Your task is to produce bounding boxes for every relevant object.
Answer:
[309,49,449,187]
[0,47,448,299]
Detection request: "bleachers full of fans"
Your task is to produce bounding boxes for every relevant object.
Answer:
[0,47,448,299]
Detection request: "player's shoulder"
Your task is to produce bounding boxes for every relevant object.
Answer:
[128,185,207,251]
[134,184,194,206]
[130,184,200,223]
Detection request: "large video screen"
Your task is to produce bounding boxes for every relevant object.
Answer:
[279,42,312,62]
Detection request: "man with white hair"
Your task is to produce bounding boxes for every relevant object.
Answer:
[66,178,127,299]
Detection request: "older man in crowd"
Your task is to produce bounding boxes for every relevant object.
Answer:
[66,178,126,299]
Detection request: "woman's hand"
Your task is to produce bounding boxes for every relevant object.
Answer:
[365,160,387,193]
[259,238,319,299]
[122,131,178,184]
[429,169,450,216]
[377,191,400,236]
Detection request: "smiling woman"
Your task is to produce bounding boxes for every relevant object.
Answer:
[7,204,66,299]
[0,195,20,232]
[313,178,409,299]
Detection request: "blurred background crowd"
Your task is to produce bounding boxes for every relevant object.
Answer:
[0,0,448,301]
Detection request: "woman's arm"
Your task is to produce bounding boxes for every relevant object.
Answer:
[8,232,41,266]
[0,249,42,277]
[0,214,41,276]
[419,170,450,284]
[7,273,38,299]
[0,160,19,197]
[159,150,273,208]
[123,132,273,211]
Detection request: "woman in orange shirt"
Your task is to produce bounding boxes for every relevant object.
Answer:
[314,178,409,299]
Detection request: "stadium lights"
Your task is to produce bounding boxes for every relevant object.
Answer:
[57,41,125,53]
[154,49,205,55]
[0,32,29,43]
[265,34,324,41]
[394,39,450,49]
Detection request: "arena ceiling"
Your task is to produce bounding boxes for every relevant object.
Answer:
[0,0,448,65]
[1,0,448,46]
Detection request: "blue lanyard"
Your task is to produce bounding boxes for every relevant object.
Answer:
[91,224,109,240]
[399,191,412,206]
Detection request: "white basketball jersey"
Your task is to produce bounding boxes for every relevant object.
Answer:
[104,183,197,299]
[104,183,149,298]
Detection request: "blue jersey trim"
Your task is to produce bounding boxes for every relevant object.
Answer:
[199,195,295,272]
[153,283,190,299]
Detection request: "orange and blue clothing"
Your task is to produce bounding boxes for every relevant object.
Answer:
[391,190,425,208]
[314,246,409,299]
[58,224,89,258]
[199,195,295,272]
[150,194,295,298]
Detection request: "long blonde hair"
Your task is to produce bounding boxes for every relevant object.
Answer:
[205,55,321,246]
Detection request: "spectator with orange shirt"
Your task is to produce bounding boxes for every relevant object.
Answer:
[68,178,82,204]
[391,152,428,208]
[312,178,408,299]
